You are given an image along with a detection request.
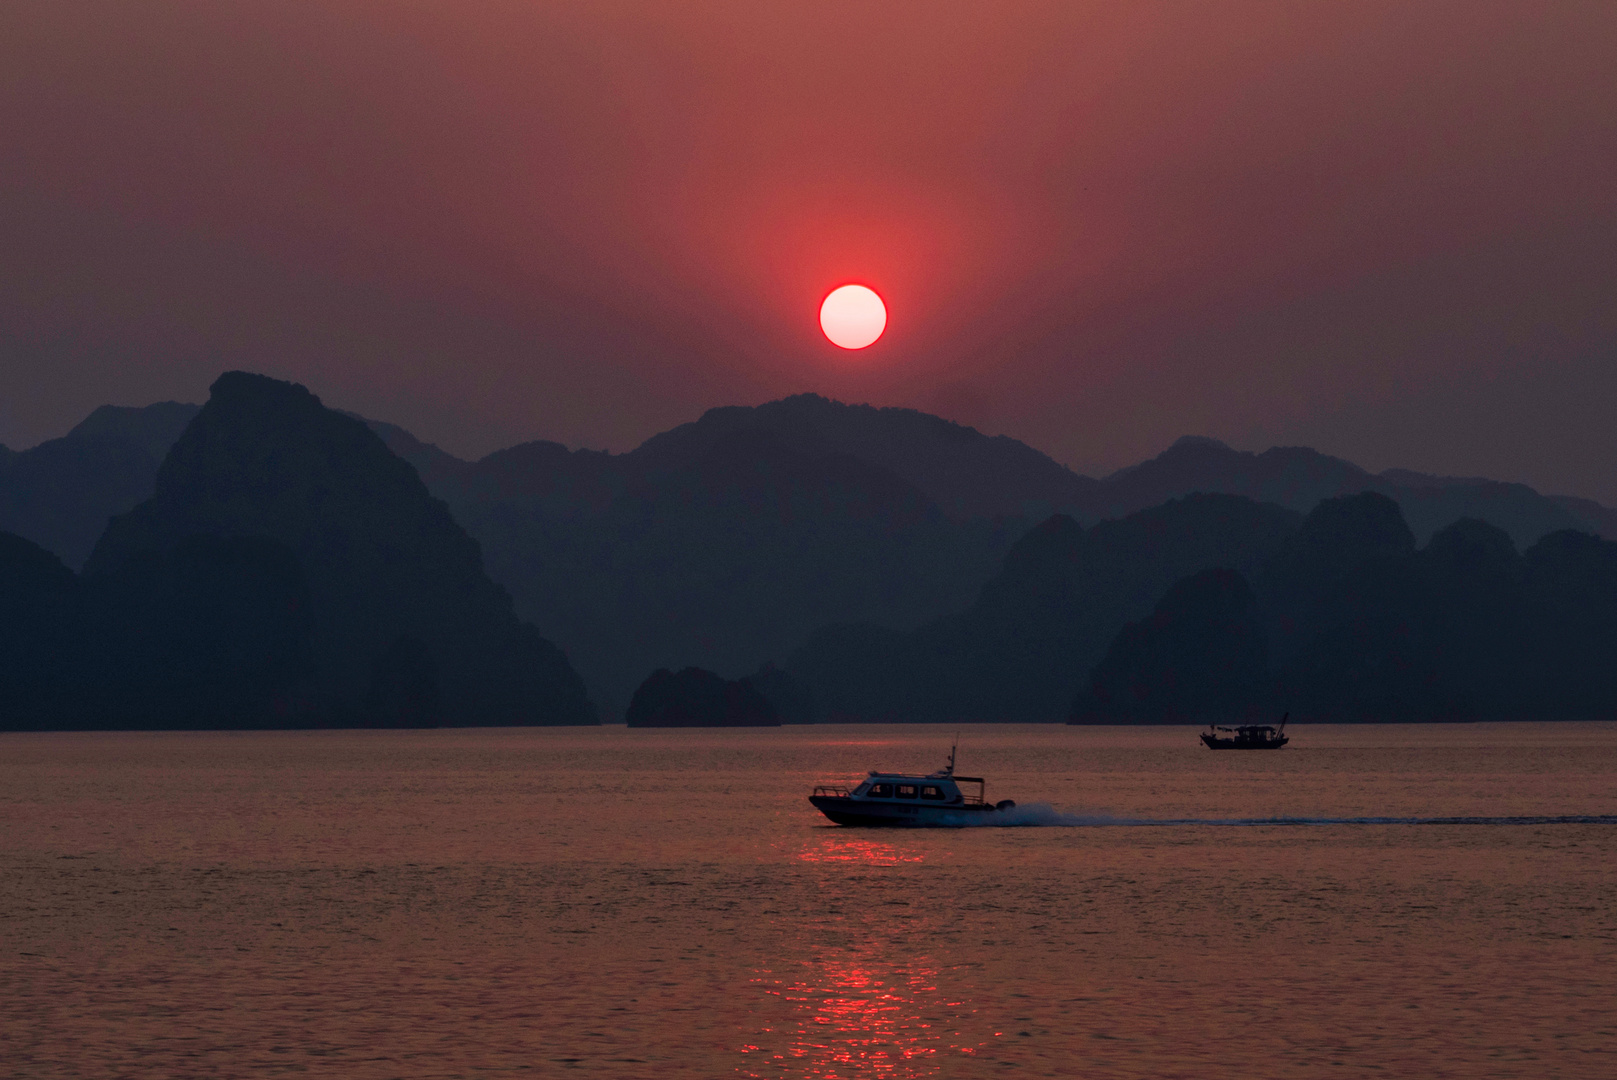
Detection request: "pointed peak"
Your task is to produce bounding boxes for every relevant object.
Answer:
[204,372,332,421]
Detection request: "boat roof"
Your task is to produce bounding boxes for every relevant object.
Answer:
[865,771,982,783]
[1209,724,1280,732]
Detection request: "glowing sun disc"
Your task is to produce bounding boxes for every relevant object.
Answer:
[819,285,886,349]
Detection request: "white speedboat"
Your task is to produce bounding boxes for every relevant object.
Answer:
[808,743,1016,827]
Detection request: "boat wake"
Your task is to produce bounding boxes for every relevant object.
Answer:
[966,804,1617,828]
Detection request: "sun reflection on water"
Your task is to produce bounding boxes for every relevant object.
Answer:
[742,952,985,1078]
[743,957,970,1073]
[794,836,927,867]
[742,836,984,1077]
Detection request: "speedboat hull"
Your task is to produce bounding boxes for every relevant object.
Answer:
[809,795,1008,827]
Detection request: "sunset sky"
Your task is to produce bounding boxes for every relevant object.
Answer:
[3,2,1614,501]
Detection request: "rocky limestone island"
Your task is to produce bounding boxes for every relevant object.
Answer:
[625,667,781,727]
[71,371,597,728]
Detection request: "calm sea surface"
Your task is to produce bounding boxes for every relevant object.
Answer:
[3,723,1615,1078]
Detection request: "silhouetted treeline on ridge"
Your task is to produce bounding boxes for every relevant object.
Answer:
[3,375,1615,728]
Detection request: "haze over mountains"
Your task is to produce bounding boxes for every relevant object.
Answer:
[0,401,200,568]
[1077,495,1617,724]
[1097,436,1617,548]
[793,494,1302,723]
[3,374,594,729]
[3,379,1614,726]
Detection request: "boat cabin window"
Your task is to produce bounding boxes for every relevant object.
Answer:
[920,785,945,800]
[852,782,871,796]
[895,784,918,799]
[867,783,893,798]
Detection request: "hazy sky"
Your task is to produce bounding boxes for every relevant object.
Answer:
[3,2,1614,500]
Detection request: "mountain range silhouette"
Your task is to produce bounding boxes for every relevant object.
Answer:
[3,374,594,729]
[3,378,1613,726]
[1077,494,1617,723]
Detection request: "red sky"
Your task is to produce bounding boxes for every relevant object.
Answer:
[3,2,1615,500]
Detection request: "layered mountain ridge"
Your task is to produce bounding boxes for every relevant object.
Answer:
[2,373,595,729]
[4,384,1613,722]
[0,401,201,568]
[1074,494,1617,724]
[1100,436,1615,546]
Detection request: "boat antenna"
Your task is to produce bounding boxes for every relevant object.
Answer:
[945,734,958,776]
[1279,712,1289,733]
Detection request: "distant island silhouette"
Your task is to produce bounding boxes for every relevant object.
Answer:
[3,376,1614,728]
[625,667,780,727]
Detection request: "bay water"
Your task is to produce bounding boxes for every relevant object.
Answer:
[4,723,1615,1078]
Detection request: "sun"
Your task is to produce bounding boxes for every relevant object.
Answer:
[819,285,886,350]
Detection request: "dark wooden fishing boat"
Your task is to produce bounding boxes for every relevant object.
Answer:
[1200,714,1289,749]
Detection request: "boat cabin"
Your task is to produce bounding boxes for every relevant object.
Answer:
[1200,717,1289,749]
[850,771,985,805]
[808,741,1012,825]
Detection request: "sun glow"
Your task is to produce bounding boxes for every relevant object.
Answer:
[819,285,887,349]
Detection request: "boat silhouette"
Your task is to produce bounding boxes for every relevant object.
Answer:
[1200,714,1290,749]
[808,739,1017,827]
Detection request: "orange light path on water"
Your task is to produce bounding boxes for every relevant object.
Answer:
[735,834,990,1078]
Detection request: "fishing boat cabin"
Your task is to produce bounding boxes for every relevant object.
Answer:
[1200,715,1289,749]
